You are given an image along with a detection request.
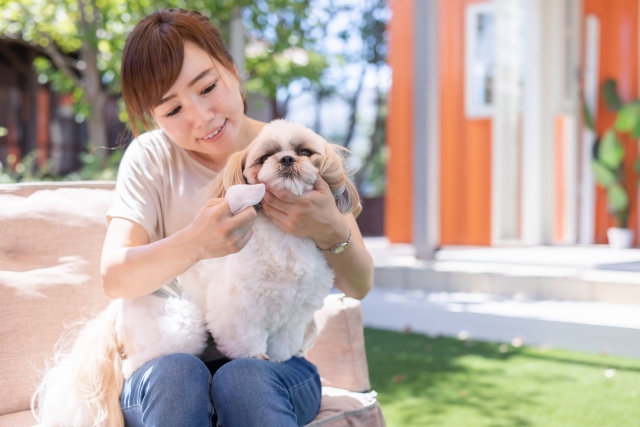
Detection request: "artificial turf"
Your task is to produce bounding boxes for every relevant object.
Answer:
[364,328,640,427]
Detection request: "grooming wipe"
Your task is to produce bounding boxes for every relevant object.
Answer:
[226,184,266,215]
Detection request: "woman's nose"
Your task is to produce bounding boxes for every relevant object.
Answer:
[189,98,215,129]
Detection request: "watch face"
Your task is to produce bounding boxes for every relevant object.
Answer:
[333,244,347,254]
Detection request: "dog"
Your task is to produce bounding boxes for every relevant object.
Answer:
[32,119,359,426]
[199,119,359,361]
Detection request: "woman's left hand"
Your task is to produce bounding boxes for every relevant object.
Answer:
[261,175,350,249]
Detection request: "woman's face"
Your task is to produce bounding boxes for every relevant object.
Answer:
[152,42,244,161]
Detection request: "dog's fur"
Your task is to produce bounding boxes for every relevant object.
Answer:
[32,119,359,426]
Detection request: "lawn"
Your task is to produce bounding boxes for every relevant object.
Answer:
[365,328,640,427]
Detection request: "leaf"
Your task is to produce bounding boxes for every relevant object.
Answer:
[607,184,629,213]
[602,79,623,112]
[615,102,640,133]
[598,130,624,170]
[591,159,617,188]
[582,100,595,132]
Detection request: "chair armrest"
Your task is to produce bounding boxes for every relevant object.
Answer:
[306,294,371,393]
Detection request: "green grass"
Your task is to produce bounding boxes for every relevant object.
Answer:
[365,328,640,427]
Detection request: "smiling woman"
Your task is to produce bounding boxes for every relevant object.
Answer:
[30,7,373,427]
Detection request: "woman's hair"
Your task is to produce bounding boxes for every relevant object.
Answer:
[121,9,245,137]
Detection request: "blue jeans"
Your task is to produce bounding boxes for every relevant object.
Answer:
[120,353,322,427]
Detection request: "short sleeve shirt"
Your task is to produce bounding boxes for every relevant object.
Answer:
[106,129,217,241]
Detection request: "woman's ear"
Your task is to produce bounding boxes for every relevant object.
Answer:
[318,142,360,215]
[205,149,248,199]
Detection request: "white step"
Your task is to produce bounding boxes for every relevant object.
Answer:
[366,238,640,305]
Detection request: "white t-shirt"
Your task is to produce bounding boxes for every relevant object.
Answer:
[106,129,226,361]
[106,128,217,243]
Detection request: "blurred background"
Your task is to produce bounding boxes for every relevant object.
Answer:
[3,0,640,425]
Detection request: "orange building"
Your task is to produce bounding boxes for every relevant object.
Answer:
[386,0,640,255]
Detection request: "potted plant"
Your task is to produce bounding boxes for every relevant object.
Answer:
[588,79,640,248]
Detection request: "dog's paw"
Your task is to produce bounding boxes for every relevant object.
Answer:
[254,353,270,361]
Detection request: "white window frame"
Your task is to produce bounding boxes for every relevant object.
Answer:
[465,2,496,119]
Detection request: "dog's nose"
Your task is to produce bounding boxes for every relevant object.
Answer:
[279,156,296,166]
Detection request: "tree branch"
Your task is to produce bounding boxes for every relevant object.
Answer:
[0,42,32,74]
[343,64,367,150]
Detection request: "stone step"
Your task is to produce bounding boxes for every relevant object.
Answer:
[366,239,640,305]
[373,262,640,305]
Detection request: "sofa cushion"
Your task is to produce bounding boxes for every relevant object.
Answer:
[0,182,379,423]
[307,294,371,393]
[308,387,385,427]
[0,410,37,427]
[0,186,115,416]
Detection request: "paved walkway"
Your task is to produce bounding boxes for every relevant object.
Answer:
[361,238,640,358]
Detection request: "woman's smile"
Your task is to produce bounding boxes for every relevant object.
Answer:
[200,119,227,142]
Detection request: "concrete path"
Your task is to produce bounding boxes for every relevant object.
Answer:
[360,287,640,358]
[361,238,640,358]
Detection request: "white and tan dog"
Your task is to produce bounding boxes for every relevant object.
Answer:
[32,119,359,427]
[199,119,359,361]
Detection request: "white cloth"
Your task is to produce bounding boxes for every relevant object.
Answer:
[227,184,265,215]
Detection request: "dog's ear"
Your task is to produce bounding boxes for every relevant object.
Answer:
[318,142,360,214]
[205,149,248,199]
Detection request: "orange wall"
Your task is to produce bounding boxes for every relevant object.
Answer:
[384,0,414,243]
[439,0,492,246]
[585,0,639,244]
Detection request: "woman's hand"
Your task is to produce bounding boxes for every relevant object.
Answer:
[261,176,350,249]
[185,198,258,262]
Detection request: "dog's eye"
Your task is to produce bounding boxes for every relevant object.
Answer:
[258,154,271,164]
[299,149,312,157]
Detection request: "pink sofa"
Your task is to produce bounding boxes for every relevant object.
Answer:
[0,182,385,427]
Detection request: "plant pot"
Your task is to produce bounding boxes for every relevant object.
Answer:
[607,227,634,248]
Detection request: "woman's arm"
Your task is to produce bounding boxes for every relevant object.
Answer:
[261,177,374,300]
[101,199,257,299]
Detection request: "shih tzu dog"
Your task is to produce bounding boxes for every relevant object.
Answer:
[199,119,359,361]
[32,119,359,427]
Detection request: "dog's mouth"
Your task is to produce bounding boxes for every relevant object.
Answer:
[277,164,301,179]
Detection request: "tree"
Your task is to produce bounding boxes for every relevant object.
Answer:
[0,0,328,156]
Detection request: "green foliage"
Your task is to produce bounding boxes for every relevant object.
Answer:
[615,101,640,136]
[602,78,623,112]
[598,130,624,170]
[0,0,325,123]
[589,79,640,228]
[61,146,123,180]
[591,158,617,188]
[366,328,640,427]
[0,147,123,183]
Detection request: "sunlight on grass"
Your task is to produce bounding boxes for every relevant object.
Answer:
[365,328,640,427]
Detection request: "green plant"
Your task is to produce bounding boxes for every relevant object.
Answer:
[0,146,123,183]
[587,79,640,228]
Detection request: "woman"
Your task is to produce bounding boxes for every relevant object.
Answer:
[101,8,374,427]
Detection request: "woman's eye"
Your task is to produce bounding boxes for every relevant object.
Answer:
[166,106,181,117]
[299,150,312,157]
[202,82,217,95]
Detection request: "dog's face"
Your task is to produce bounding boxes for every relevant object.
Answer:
[244,121,326,195]
[211,119,359,214]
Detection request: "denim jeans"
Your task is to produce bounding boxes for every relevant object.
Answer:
[120,353,322,427]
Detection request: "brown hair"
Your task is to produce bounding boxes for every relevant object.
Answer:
[121,9,245,137]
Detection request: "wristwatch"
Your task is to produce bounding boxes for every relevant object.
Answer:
[316,229,352,254]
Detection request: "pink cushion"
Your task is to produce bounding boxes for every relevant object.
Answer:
[0,185,114,416]
[0,182,383,426]
[307,294,371,392]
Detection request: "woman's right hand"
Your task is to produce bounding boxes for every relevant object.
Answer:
[185,198,258,261]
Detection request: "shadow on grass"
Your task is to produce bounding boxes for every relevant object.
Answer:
[365,328,537,426]
[365,328,640,427]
